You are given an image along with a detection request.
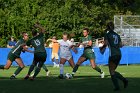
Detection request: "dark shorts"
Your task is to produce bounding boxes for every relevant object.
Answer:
[33,52,47,62]
[81,51,95,60]
[7,52,20,62]
[109,55,121,65]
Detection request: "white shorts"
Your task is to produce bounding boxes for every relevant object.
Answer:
[52,53,59,59]
[60,54,72,61]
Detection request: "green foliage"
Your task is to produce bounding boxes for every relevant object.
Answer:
[0,0,139,47]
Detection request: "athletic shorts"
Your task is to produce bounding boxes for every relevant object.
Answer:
[34,52,47,62]
[52,53,59,59]
[81,50,95,60]
[7,52,20,62]
[109,55,121,65]
[60,54,72,61]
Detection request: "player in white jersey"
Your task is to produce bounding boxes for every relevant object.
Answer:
[47,32,77,79]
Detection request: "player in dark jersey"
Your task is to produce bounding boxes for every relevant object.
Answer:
[0,32,32,79]
[102,22,128,91]
[72,28,105,78]
[24,23,49,80]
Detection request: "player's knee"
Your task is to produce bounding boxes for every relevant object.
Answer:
[20,65,25,69]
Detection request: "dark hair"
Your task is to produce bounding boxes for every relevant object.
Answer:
[32,29,38,36]
[83,28,89,32]
[22,32,27,36]
[107,21,114,31]
[63,32,70,39]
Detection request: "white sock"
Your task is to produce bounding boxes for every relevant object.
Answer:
[60,64,64,75]
[53,62,56,65]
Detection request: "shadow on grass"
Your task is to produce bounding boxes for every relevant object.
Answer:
[0,75,139,93]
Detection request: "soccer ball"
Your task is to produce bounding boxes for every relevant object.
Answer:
[65,73,73,79]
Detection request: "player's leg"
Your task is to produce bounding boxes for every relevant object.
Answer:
[58,58,66,79]
[89,59,104,78]
[54,53,59,67]
[31,61,44,80]
[0,60,12,69]
[109,56,128,91]
[72,56,86,76]
[10,58,25,79]
[52,53,57,67]
[24,60,38,80]
[42,64,50,76]
[0,53,15,69]
[68,57,75,68]
[109,59,120,91]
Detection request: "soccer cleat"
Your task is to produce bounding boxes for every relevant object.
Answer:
[10,75,17,79]
[101,72,105,78]
[72,72,75,77]
[123,79,128,88]
[46,71,50,77]
[58,74,64,79]
[24,75,30,80]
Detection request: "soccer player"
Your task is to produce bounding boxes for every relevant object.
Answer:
[24,23,49,80]
[72,28,105,78]
[101,21,128,91]
[0,32,32,79]
[48,32,77,79]
[48,36,60,68]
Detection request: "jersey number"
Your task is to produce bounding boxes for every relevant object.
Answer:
[34,39,41,46]
[113,35,118,44]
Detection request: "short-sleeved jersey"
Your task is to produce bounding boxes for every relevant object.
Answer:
[104,30,121,56]
[57,39,73,57]
[26,33,46,53]
[80,35,93,52]
[52,42,59,53]
[10,38,25,57]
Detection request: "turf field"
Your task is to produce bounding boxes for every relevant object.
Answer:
[0,65,140,93]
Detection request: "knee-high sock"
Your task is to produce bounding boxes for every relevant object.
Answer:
[28,65,35,75]
[94,66,102,74]
[0,65,4,69]
[42,64,48,72]
[60,64,64,75]
[111,74,120,89]
[33,67,41,78]
[14,67,23,76]
[115,71,126,81]
[72,64,79,73]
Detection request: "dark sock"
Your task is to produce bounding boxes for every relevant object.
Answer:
[14,67,23,76]
[42,64,48,72]
[94,66,102,74]
[0,65,4,69]
[33,67,41,78]
[28,65,35,75]
[72,64,79,73]
[115,71,126,81]
[111,74,120,89]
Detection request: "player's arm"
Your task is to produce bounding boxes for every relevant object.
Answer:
[23,45,34,53]
[71,45,78,54]
[34,22,45,33]
[21,43,34,53]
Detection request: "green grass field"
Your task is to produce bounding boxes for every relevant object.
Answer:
[0,65,140,93]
